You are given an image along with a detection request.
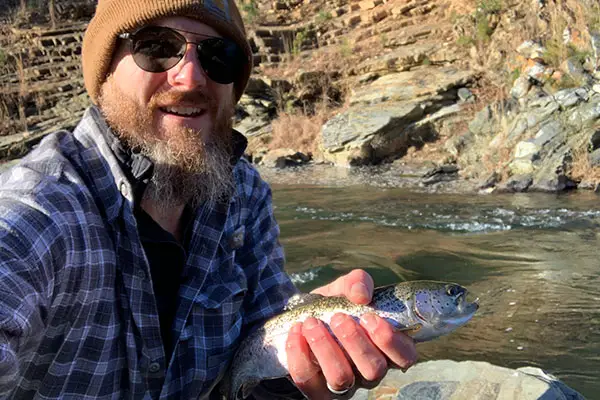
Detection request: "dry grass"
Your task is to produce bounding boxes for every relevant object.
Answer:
[269,110,328,156]
[569,136,600,184]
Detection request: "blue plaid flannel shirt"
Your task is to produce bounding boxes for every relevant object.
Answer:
[0,107,298,399]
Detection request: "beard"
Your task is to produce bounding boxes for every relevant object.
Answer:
[97,75,235,216]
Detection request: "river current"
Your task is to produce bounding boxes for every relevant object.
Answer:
[270,183,600,399]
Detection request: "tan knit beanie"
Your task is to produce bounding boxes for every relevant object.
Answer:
[82,0,252,104]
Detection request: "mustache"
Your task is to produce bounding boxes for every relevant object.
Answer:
[149,90,217,109]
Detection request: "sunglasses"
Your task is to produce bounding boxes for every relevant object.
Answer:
[118,26,246,85]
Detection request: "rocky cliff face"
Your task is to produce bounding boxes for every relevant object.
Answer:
[235,0,600,193]
[1,0,600,192]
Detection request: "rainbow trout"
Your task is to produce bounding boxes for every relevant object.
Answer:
[223,280,479,400]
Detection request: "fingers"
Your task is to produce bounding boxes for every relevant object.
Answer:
[287,314,418,400]
[286,322,330,399]
[360,313,418,370]
[330,313,388,383]
[311,269,374,305]
[302,317,355,393]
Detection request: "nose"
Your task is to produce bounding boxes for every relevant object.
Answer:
[168,43,208,89]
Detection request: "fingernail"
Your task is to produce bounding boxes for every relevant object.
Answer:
[291,322,303,334]
[360,313,379,330]
[330,313,348,330]
[303,317,320,330]
[351,282,370,302]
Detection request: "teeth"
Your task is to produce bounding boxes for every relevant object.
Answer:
[164,106,203,116]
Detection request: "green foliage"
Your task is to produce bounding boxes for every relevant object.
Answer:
[0,49,7,68]
[543,39,591,69]
[379,33,388,48]
[292,29,307,56]
[456,35,475,47]
[568,45,591,65]
[315,11,332,26]
[542,37,564,68]
[475,17,493,42]
[555,73,579,90]
[241,0,259,25]
[421,57,431,66]
[449,10,459,24]
[477,0,503,15]
[339,38,352,58]
[587,3,600,32]
[509,68,521,86]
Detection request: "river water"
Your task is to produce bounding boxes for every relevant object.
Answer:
[269,182,600,399]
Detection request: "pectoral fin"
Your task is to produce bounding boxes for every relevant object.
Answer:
[396,323,423,336]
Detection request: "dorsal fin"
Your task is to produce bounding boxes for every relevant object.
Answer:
[284,293,325,311]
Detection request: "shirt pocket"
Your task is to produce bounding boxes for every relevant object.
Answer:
[191,281,247,382]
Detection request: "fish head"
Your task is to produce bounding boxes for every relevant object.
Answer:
[410,281,479,340]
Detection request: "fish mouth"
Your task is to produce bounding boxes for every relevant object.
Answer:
[459,291,480,313]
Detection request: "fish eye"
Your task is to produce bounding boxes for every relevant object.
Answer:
[446,285,461,297]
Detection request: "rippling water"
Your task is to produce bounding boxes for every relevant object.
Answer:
[270,184,600,398]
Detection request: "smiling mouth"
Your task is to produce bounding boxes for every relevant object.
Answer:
[160,106,205,118]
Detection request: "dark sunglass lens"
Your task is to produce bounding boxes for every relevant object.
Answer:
[131,27,185,72]
[197,38,243,84]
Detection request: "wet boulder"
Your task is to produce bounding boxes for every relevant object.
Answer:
[351,360,585,400]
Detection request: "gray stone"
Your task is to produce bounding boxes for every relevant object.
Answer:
[350,66,476,105]
[514,140,539,160]
[245,78,274,99]
[525,62,548,83]
[444,133,469,157]
[567,101,600,128]
[516,40,545,59]
[554,88,584,109]
[421,164,459,185]
[509,158,535,175]
[350,360,585,400]
[534,120,563,148]
[502,174,533,192]
[524,101,559,129]
[468,106,495,136]
[457,88,474,103]
[590,148,600,167]
[528,94,554,109]
[560,57,587,82]
[506,117,529,143]
[479,171,501,189]
[510,76,532,99]
[590,129,600,151]
[591,31,600,69]
[530,144,575,192]
[260,148,311,168]
[321,101,425,166]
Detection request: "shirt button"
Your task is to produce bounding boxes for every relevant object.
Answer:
[119,181,129,198]
[148,362,161,373]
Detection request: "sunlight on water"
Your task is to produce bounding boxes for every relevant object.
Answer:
[272,184,600,398]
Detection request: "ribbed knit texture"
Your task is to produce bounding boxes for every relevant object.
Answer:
[82,0,252,104]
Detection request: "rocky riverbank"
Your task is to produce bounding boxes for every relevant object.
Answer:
[1,0,600,195]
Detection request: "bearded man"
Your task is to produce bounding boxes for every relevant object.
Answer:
[0,1,417,398]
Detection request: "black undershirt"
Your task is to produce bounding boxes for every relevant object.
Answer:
[134,207,190,361]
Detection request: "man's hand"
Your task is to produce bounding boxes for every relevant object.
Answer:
[285,269,418,399]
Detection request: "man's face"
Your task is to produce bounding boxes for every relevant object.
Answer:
[98,16,238,211]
